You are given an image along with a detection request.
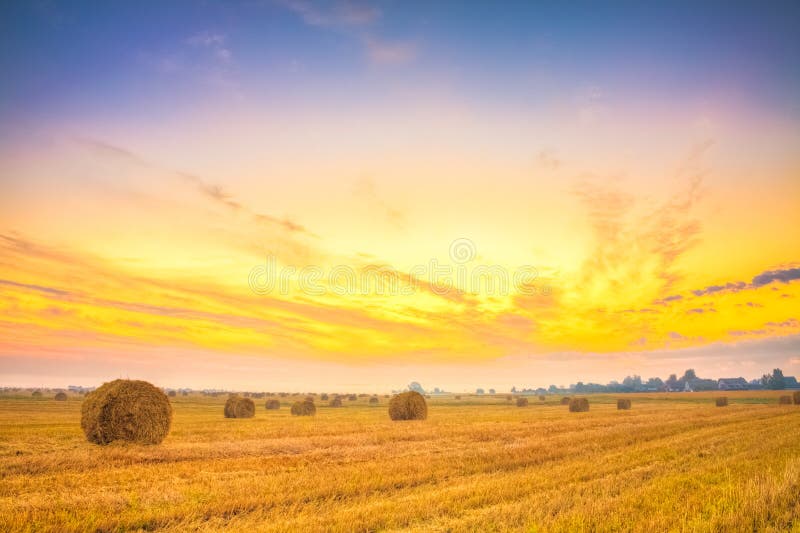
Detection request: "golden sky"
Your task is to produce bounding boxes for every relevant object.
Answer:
[1,1,799,390]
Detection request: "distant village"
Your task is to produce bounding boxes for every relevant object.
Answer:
[399,368,800,396]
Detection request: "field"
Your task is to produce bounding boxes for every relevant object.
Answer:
[1,391,799,532]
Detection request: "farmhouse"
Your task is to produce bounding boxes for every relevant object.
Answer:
[718,377,749,391]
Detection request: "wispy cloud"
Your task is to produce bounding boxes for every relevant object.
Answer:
[352,177,405,229]
[363,36,417,65]
[76,138,312,236]
[186,31,232,63]
[277,0,380,27]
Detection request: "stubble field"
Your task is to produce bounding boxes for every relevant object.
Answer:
[1,391,799,532]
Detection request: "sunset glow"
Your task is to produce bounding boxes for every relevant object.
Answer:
[1,1,799,391]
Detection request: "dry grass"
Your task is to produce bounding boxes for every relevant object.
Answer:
[1,390,799,532]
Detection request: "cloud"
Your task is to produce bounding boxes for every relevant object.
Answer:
[186,31,232,63]
[363,36,417,65]
[536,149,561,170]
[352,177,405,229]
[766,318,799,328]
[660,265,800,303]
[0,279,71,297]
[752,267,800,287]
[77,138,312,236]
[278,0,379,27]
[692,281,746,297]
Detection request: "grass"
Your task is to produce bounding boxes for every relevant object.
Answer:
[1,391,799,532]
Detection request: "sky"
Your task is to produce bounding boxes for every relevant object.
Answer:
[1,0,799,392]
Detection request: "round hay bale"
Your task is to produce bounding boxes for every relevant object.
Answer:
[291,399,316,416]
[81,379,172,445]
[569,397,589,412]
[369,396,379,404]
[167,390,176,397]
[320,393,329,401]
[54,392,68,401]
[265,399,281,410]
[560,396,571,405]
[224,396,255,418]
[348,394,357,401]
[617,398,632,410]
[31,390,42,398]
[506,395,513,401]
[329,397,343,407]
[454,395,461,400]
[181,391,189,396]
[715,397,728,407]
[388,391,427,421]
[516,397,529,407]
[778,395,792,405]
[539,395,546,401]
[794,391,800,405]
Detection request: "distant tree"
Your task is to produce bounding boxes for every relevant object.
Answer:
[511,386,517,393]
[548,385,558,393]
[762,368,786,390]
[622,375,642,391]
[476,388,485,395]
[408,382,425,393]
[645,377,664,390]
[574,381,586,393]
[666,374,679,390]
[682,369,697,382]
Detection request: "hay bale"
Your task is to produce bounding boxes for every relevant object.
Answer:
[617,398,631,410]
[506,395,513,401]
[54,392,68,401]
[224,396,255,418]
[168,390,176,397]
[369,396,379,404]
[539,395,546,401]
[348,394,357,401]
[265,399,280,410]
[560,396,571,405]
[291,399,316,416]
[181,391,189,396]
[779,395,792,405]
[81,379,172,445]
[454,395,461,400]
[31,390,42,398]
[569,397,589,412]
[388,391,427,421]
[320,393,329,401]
[794,391,800,405]
[516,397,528,407]
[715,397,728,407]
[329,397,343,407]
